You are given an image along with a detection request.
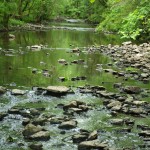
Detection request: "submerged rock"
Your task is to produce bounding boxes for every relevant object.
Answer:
[78,140,108,150]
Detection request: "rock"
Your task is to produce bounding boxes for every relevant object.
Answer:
[0,112,8,121]
[107,101,122,109]
[87,130,98,141]
[22,118,30,126]
[22,124,43,138]
[8,108,20,114]
[129,107,146,115]
[78,140,108,150]
[123,86,141,94]
[96,91,116,98]
[132,101,147,106]
[138,131,150,137]
[110,119,124,125]
[29,131,50,141]
[58,120,77,129]
[29,143,43,150]
[58,77,66,82]
[9,34,15,39]
[58,59,67,64]
[46,86,70,96]
[0,86,6,94]
[32,118,47,126]
[11,89,27,95]
[72,134,88,143]
[32,68,38,74]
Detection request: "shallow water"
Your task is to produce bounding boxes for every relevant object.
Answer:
[0,21,150,150]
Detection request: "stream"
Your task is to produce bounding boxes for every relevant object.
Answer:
[0,21,150,150]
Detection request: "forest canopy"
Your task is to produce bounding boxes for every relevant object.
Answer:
[0,0,149,40]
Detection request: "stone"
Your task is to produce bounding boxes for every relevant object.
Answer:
[58,59,67,64]
[96,91,116,98]
[22,118,30,126]
[138,131,150,137]
[22,124,43,138]
[46,86,70,96]
[11,89,27,95]
[0,86,6,94]
[72,134,88,143]
[29,143,43,150]
[32,118,47,126]
[123,86,141,94]
[107,101,122,109]
[0,112,8,121]
[29,131,50,141]
[87,130,98,141]
[129,107,145,115]
[78,140,108,150]
[110,119,124,125]
[58,120,77,129]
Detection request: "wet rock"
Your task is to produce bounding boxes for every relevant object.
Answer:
[46,86,70,96]
[78,140,108,150]
[138,131,150,137]
[29,143,43,150]
[110,119,124,125]
[58,59,67,64]
[32,68,38,74]
[22,118,30,126]
[11,89,27,95]
[0,112,8,121]
[129,107,146,115]
[0,86,6,94]
[96,91,116,98]
[72,134,88,143]
[29,131,50,141]
[123,86,141,94]
[48,117,64,124]
[58,120,77,129]
[58,77,66,82]
[87,130,98,141]
[22,124,43,138]
[107,101,122,110]
[8,108,20,114]
[32,118,47,126]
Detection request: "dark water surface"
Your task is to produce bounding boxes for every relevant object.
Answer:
[0,22,149,150]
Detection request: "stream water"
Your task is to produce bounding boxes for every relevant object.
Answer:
[0,21,149,150]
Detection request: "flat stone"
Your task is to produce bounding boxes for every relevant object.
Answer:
[129,107,145,115]
[78,140,108,150]
[58,120,77,129]
[29,143,43,150]
[29,131,50,141]
[96,91,116,98]
[110,119,124,125]
[46,86,70,96]
[11,89,27,95]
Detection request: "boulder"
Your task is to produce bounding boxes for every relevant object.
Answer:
[78,140,108,150]
[58,120,77,129]
[87,130,98,141]
[29,131,50,141]
[46,86,70,96]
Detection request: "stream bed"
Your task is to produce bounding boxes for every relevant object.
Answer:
[0,21,150,150]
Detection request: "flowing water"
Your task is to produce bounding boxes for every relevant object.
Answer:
[0,21,149,150]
